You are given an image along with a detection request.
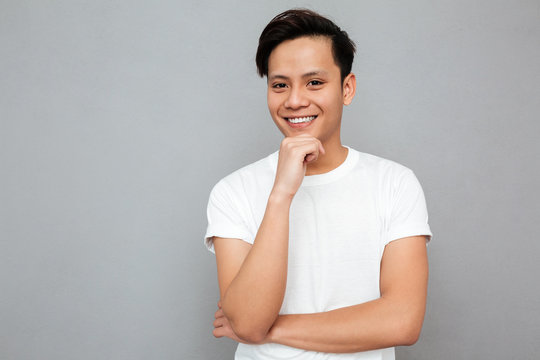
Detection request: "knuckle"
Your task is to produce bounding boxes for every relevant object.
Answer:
[291,147,303,157]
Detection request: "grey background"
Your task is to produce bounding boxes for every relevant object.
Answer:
[1,1,539,359]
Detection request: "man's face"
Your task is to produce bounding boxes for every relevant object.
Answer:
[266,36,355,146]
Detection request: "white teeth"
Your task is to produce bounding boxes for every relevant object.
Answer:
[287,116,316,124]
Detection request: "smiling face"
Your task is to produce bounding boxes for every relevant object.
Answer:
[267,36,356,149]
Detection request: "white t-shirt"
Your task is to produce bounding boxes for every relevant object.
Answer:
[204,145,433,360]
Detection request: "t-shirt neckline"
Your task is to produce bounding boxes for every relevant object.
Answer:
[269,145,359,186]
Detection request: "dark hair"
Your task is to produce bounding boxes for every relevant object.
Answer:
[255,9,356,83]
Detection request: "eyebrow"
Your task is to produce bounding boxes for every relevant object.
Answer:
[268,70,329,81]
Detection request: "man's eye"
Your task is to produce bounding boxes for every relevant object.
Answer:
[272,83,287,88]
[308,80,323,86]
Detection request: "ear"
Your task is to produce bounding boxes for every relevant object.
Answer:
[342,73,356,105]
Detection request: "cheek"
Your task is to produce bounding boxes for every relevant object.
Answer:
[326,92,345,111]
[317,86,342,108]
[267,95,281,114]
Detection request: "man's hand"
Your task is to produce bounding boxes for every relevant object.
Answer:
[213,301,269,345]
[212,135,324,342]
[272,135,325,199]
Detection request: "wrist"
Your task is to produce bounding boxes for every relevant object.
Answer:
[269,188,295,205]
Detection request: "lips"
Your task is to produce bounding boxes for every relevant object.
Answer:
[282,115,317,129]
[284,115,317,124]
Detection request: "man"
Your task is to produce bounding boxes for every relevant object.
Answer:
[204,8,433,359]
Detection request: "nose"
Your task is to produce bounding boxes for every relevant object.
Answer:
[284,87,309,109]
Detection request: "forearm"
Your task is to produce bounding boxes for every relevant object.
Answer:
[268,297,424,353]
[222,191,292,341]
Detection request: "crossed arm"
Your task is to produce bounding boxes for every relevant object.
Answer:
[263,235,428,352]
[212,194,429,353]
[211,136,428,351]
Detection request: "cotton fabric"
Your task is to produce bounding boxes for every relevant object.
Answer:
[204,146,433,360]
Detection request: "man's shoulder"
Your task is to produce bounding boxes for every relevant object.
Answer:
[352,148,414,177]
[210,150,278,196]
[221,150,277,182]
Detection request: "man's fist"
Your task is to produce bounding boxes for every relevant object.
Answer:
[271,135,325,199]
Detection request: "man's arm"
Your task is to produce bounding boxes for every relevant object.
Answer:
[213,191,291,343]
[233,235,427,353]
[213,136,325,343]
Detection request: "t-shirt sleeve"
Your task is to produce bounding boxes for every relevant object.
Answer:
[385,169,433,245]
[203,179,254,254]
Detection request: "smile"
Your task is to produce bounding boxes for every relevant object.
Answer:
[285,115,317,124]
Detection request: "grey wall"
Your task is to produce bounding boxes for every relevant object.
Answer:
[1,1,539,359]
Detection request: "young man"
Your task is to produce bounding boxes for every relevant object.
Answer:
[204,9,433,359]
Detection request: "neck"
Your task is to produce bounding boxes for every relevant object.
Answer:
[305,141,348,176]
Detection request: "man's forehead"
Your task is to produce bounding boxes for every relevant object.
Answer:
[270,36,332,58]
[267,36,339,77]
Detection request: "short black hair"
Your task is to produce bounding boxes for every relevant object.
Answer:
[255,8,356,83]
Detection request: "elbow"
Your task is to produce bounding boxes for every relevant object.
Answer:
[400,326,421,346]
[395,316,423,346]
[221,304,270,343]
[389,298,426,346]
[227,315,269,343]
[234,326,268,343]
